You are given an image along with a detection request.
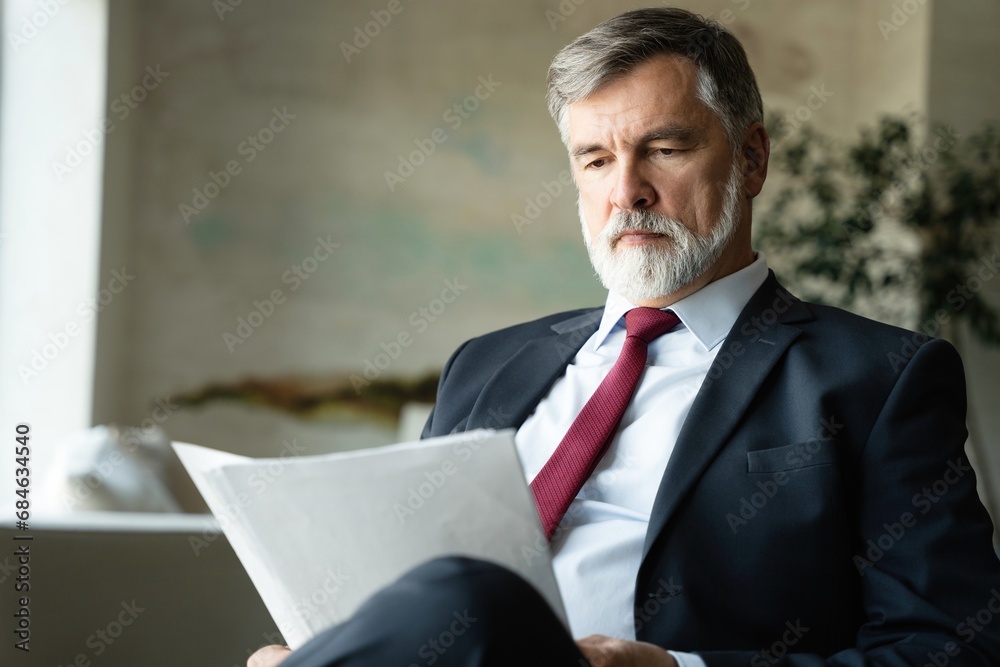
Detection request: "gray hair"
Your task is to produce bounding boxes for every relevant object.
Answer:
[546,7,763,151]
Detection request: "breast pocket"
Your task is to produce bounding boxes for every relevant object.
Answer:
[747,439,838,473]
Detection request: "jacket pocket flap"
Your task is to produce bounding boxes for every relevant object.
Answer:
[747,439,837,473]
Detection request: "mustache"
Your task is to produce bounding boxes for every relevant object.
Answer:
[601,209,686,246]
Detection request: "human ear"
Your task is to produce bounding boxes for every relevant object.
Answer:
[741,123,770,198]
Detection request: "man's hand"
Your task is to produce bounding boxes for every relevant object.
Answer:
[247,644,291,667]
[576,635,677,667]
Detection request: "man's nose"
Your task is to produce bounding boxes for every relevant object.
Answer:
[610,160,656,210]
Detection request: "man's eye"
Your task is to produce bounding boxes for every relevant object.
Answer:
[655,148,676,156]
[587,158,607,169]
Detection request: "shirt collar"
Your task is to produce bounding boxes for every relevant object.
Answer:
[593,251,769,352]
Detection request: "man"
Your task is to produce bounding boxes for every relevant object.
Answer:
[251,8,1000,666]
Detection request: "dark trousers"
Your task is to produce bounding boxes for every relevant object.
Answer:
[282,556,588,667]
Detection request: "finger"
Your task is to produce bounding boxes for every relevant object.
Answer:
[248,644,292,667]
[575,635,615,667]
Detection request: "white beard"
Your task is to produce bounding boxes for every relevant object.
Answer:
[581,161,744,303]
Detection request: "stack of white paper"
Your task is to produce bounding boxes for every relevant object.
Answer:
[174,429,566,649]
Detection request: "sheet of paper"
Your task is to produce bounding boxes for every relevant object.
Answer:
[173,429,565,649]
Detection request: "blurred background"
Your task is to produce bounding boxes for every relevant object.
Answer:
[1,0,999,665]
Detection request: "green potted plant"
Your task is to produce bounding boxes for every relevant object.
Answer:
[755,114,1000,520]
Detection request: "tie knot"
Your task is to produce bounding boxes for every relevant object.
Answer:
[624,307,680,343]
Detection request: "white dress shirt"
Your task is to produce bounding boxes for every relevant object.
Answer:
[514,253,768,666]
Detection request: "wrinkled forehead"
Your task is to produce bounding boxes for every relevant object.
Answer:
[566,55,720,150]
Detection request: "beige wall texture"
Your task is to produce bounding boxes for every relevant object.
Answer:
[95,0,980,454]
[6,2,999,666]
[88,0,1000,485]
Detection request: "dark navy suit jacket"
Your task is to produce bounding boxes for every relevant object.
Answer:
[421,272,1000,666]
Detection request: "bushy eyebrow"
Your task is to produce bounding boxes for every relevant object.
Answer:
[570,124,700,159]
[640,125,699,145]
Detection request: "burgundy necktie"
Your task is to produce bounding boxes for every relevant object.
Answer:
[530,307,681,540]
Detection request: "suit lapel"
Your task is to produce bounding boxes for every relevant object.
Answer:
[641,274,813,560]
[464,308,603,431]
[459,276,812,562]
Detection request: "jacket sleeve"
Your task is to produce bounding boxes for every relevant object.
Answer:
[698,338,1000,667]
[420,339,471,439]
